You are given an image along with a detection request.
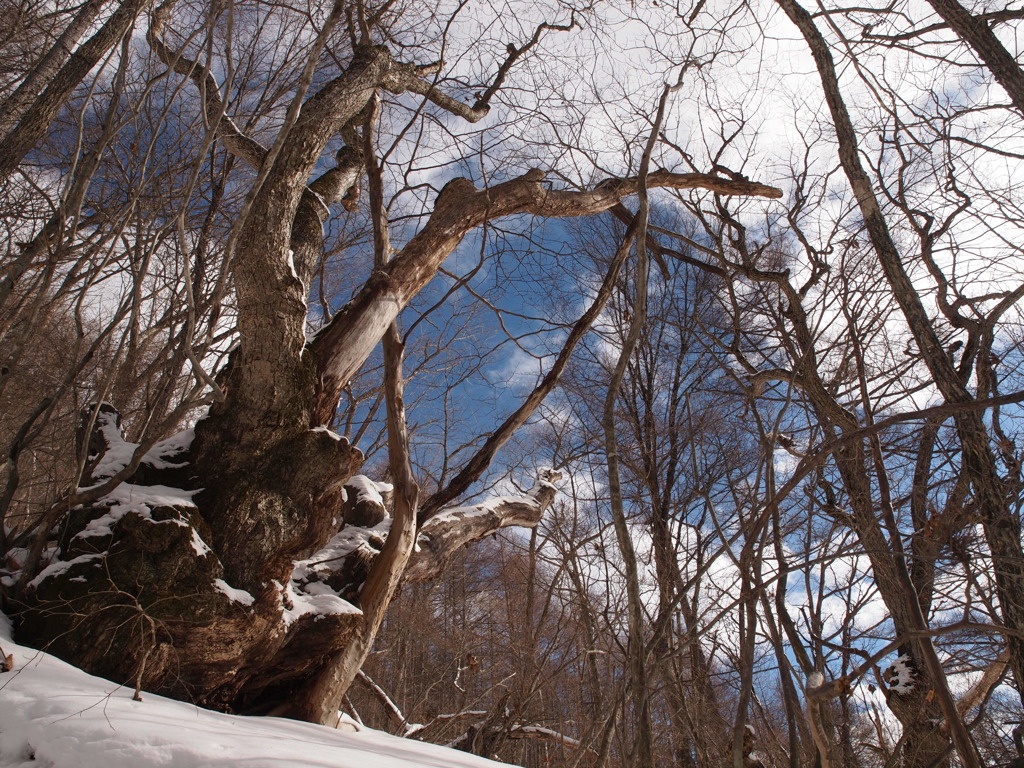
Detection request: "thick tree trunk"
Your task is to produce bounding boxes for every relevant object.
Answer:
[12,404,562,718]
[14,405,364,712]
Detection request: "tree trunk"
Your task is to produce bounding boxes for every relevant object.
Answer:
[776,0,1024,724]
[4,5,780,722]
[13,403,563,718]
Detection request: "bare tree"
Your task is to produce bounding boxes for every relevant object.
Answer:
[0,0,779,726]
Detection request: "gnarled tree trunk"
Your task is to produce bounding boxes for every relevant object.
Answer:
[3,0,780,725]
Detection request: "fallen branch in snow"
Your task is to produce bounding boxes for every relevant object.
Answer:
[353,668,587,753]
[404,710,490,740]
[445,715,589,755]
[506,724,583,749]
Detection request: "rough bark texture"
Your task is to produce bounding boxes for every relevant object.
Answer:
[14,406,562,716]
[15,406,363,712]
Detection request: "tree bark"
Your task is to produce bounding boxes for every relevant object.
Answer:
[0,0,151,183]
[923,0,1024,114]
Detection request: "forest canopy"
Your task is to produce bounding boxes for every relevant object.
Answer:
[1,0,1023,766]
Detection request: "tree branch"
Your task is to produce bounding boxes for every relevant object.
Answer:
[416,216,638,522]
[405,470,562,583]
[309,169,781,422]
[0,0,150,182]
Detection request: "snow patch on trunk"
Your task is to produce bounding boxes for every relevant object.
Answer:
[277,578,362,626]
[88,417,194,483]
[190,528,212,556]
[347,475,393,506]
[27,553,105,588]
[212,578,255,606]
[76,483,199,539]
[294,517,393,584]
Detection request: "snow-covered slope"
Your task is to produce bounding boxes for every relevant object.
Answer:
[0,615,513,768]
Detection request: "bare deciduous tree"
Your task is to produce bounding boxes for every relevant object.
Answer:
[0,0,779,726]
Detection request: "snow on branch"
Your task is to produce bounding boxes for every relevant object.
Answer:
[507,724,583,749]
[356,670,407,728]
[404,469,562,583]
[83,405,193,485]
[290,470,561,601]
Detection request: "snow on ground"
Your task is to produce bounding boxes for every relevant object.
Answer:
[0,614,516,768]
